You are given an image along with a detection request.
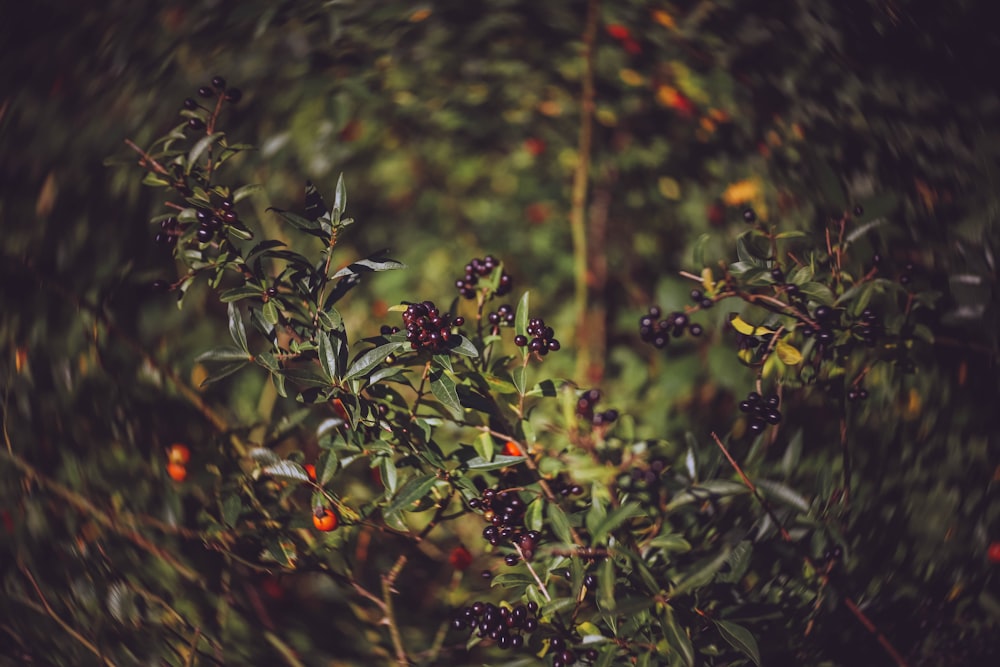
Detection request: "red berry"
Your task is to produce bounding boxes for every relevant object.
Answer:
[988,542,1000,564]
[449,545,473,570]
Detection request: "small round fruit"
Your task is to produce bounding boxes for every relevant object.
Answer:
[313,508,339,532]
[988,542,1000,564]
[514,335,528,347]
[182,97,198,110]
[503,441,523,457]
[211,75,226,90]
[304,464,317,481]
[168,443,191,465]
[166,462,187,482]
[742,207,757,223]
[197,86,214,98]
[187,117,205,130]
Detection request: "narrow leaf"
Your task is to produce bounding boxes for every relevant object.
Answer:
[196,346,252,363]
[228,302,248,352]
[318,331,339,381]
[715,620,761,666]
[430,370,464,420]
[262,460,310,482]
[344,342,402,381]
[186,132,224,172]
[384,473,437,515]
[547,502,574,544]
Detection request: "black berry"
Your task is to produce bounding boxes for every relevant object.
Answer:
[742,207,757,223]
[211,76,226,90]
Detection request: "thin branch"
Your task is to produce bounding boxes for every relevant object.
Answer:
[382,554,411,667]
[710,432,911,667]
[18,563,117,667]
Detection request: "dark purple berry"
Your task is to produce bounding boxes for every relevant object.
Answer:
[225,88,242,103]
[514,335,528,347]
[197,86,214,98]
[211,76,226,90]
[182,98,198,110]
[743,207,757,223]
[187,117,205,130]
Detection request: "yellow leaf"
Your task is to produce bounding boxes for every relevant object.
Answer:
[722,179,761,206]
[776,338,803,365]
[619,69,644,87]
[191,363,208,390]
[658,177,681,200]
[651,9,677,30]
[701,268,716,295]
[729,314,774,337]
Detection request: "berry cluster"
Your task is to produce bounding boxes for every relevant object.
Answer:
[154,217,180,247]
[486,304,516,330]
[182,76,242,132]
[547,474,585,498]
[400,301,464,353]
[469,488,541,560]
[639,306,703,349]
[451,600,539,651]
[688,289,715,310]
[575,389,619,426]
[738,391,782,436]
[514,318,560,355]
[852,308,880,347]
[194,197,241,244]
[456,255,512,299]
[800,305,839,346]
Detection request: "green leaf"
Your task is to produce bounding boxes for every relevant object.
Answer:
[384,473,437,515]
[221,495,242,527]
[662,607,695,667]
[262,460,310,482]
[448,335,479,358]
[331,255,406,279]
[515,291,530,352]
[775,338,802,365]
[672,548,730,596]
[333,172,347,217]
[304,180,330,223]
[464,455,523,471]
[525,497,544,532]
[220,285,264,303]
[512,365,526,395]
[547,502,574,544]
[592,503,644,544]
[268,206,321,232]
[233,183,263,203]
[228,302,248,352]
[430,369,463,419]
[249,447,281,467]
[756,478,811,513]
[473,431,494,462]
[797,281,836,305]
[715,620,761,666]
[197,361,248,386]
[344,342,403,381]
[318,331,339,381]
[186,132,224,172]
[196,346,251,363]
[646,533,692,553]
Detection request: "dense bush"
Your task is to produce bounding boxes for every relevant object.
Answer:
[2,2,999,666]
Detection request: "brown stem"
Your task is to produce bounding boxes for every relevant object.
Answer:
[571,0,600,381]
[382,554,411,667]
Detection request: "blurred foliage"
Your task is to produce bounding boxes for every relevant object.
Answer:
[2,0,999,665]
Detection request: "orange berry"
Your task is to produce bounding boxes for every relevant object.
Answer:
[304,464,317,482]
[988,542,1000,564]
[166,462,187,482]
[167,443,191,465]
[503,441,524,457]
[313,507,339,532]
[448,545,473,571]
